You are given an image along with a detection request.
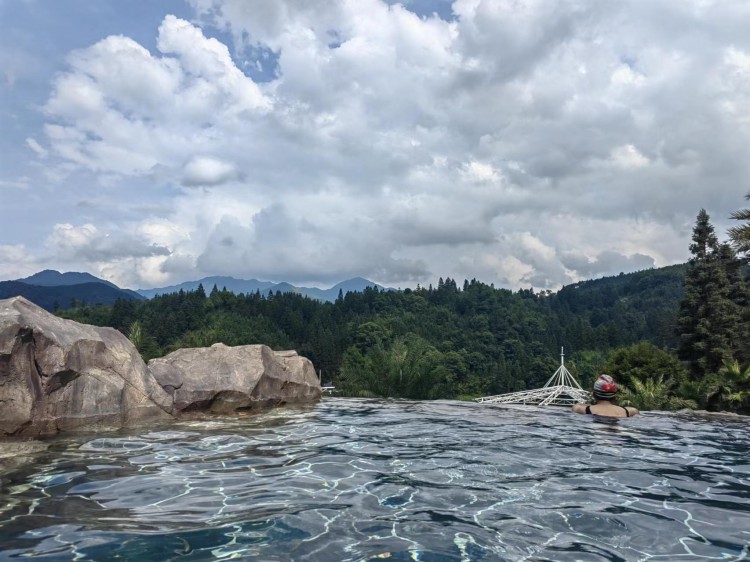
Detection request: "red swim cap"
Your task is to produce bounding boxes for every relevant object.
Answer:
[594,374,617,398]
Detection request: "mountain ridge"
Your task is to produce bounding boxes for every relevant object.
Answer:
[12,270,144,302]
[136,276,388,302]
[3,270,389,305]
[4,266,692,310]
[17,269,119,288]
[0,280,144,311]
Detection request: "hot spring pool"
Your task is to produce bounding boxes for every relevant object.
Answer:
[0,398,748,561]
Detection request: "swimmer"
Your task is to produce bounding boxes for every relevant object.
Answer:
[572,374,639,418]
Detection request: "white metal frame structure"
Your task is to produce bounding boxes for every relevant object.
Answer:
[475,347,591,406]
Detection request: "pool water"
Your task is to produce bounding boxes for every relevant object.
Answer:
[1,398,748,561]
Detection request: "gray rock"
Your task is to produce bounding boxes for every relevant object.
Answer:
[0,296,172,437]
[149,343,321,414]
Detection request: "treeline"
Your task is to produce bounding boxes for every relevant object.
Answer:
[60,265,685,401]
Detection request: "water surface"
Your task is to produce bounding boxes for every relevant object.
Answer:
[1,398,749,561]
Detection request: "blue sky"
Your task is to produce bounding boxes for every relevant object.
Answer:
[1,0,749,290]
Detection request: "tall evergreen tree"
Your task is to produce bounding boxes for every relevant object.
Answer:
[728,190,750,261]
[719,243,750,364]
[677,210,742,377]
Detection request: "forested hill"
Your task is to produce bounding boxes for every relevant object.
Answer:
[59,264,688,398]
[551,264,686,350]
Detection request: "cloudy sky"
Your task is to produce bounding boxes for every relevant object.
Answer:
[1,0,749,290]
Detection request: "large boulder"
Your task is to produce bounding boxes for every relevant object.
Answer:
[0,296,172,437]
[149,343,322,414]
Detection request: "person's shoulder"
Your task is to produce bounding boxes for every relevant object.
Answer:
[625,406,639,417]
[572,403,588,414]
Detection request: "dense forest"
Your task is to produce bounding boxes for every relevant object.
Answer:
[59,266,685,398]
[60,203,750,414]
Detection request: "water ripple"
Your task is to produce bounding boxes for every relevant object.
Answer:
[1,398,749,561]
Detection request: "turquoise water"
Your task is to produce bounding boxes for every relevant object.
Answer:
[0,398,748,561]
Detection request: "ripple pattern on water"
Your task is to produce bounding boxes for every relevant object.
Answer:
[1,399,749,561]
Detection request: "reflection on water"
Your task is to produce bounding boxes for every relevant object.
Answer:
[1,398,749,561]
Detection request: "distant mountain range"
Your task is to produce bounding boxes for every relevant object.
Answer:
[16,269,119,288]
[0,270,388,311]
[14,269,145,300]
[0,280,144,311]
[136,276,387,302]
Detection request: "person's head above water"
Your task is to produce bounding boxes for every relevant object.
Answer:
[572,373,638,417]
[593,374,617,401]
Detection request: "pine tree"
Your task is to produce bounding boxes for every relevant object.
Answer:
[719,242,750,364]
[728,190,750,261]
[677,210,742,378]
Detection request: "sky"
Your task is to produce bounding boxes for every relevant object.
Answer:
[1,0,749,291]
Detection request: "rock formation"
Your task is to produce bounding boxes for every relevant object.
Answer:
[0,296,172,437]
[0,296,323,438]
[148,343,322,414]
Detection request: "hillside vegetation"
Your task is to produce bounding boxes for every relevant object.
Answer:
[59,265,688,402]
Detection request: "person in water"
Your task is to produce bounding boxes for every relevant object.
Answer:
[572,374,639,418]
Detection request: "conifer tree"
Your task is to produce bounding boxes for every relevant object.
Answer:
[719,242,750,364]
[677,210,742,377]
[728,190,750,260]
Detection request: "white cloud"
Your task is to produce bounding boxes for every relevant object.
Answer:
[46,223,171,262]
[463,161,500,183]
[494,255,534,287]
[182,156,238,186]
[561,250,655,278]
[136,220,191,249]
[716,47,750,129]
[0,245,41,279]
[610,144,650,168]
[25,137,48,158]
[518,232,557,262]
[610,64,645,87]
[42,14,270,179]
[0,176,30,190]
[4,0,749,289]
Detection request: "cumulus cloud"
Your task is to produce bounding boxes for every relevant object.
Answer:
[610,144,649,169]
[561,250,656,278]
[42,14,269,178]
[191,201,431,283]
[0,245,42,280]
[182,156,238,186]
[9,0,750,289]
[47,223,171,262]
